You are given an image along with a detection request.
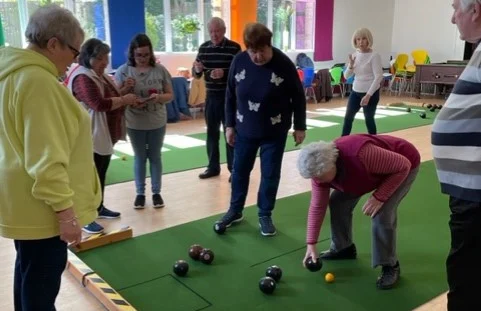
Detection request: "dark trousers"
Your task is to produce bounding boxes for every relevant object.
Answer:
[230,133,287,217]
[446,196,481,311]
[341,89,380,136]
[14,236,67,311]
[94,153,112,211]
[204,91,233,173]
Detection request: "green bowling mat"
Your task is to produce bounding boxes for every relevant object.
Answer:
[79,160,450,311]
[106,104,438,185]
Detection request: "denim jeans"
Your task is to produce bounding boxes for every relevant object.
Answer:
[127,126,166,195]
[341,89,380,136]
[446,196,481,311]
[14,236,67,311]
[204,91,234,173]
[229,133,288,217]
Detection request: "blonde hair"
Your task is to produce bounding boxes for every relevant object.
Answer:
[351,28,373,49]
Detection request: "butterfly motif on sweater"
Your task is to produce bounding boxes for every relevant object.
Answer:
[271,114,281,125]
[237,111,244,123]
[248,100,260,112]
[270,73,284,86]
[235,69,246,82]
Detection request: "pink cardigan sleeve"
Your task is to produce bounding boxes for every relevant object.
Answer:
[358,143,411,202]
[306,179,331,244]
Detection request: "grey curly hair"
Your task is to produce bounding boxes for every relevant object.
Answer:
[297,141,339,179]
[25,4,84,48]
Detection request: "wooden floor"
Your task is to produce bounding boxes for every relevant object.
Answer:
[0,95,448,311]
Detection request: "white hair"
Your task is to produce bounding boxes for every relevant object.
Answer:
[351,27,373,49]
[25,4,84,48]
[297,141,339,179]
[460,0,481,11]
[207,17,226,30]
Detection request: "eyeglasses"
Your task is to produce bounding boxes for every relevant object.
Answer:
[67,44,80,58]
[134,53,150,58]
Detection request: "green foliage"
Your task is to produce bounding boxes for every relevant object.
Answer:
[145,11,160,50]
[145,0,163,16]
[172,15,200,37]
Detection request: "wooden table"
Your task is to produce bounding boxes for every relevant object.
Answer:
[414,62,466,98]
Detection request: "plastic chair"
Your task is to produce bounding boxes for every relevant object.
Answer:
[329,67,344,97]
[303,68,317,102]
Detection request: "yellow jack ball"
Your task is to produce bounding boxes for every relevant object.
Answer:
[121,155,127,161]
[325,272,335,283]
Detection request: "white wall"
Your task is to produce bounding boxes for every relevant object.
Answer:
[314,0,396,69]
[391,0,464,63]
[148,0,465,75]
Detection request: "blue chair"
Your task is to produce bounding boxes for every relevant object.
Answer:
[303,67,317,102]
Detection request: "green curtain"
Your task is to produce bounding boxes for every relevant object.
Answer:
[0,17,5,46]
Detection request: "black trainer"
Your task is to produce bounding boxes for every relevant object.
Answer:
[320,243,357,260]
[259,216,277,236]
[377,261,401,290]
[134,195,146,209]
[216,209,243,227]
[152,194,165,208]
[97,206,121,219]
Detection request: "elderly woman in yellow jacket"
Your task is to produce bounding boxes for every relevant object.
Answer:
[0,5,101,310]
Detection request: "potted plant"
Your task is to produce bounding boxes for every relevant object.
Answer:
[172,15,201,51]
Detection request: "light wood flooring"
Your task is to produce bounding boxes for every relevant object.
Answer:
[0,95,448,310]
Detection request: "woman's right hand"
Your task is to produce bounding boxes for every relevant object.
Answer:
[56,208,82,246]
[124,77,135,88]
[59,220,82,246]
[302,244,319,267]
[348,53,356,68]
[122,93,138,105]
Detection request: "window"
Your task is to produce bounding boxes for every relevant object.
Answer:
[0,0,108,48]
[256,0,314,51]
[0,0,23,47]
[145,0,230,53]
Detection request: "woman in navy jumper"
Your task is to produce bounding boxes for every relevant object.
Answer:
[215,23,307,236]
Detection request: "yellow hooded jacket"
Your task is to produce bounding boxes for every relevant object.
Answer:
[0,47,101,240]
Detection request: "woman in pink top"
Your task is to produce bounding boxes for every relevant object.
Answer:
[297,134,420,289]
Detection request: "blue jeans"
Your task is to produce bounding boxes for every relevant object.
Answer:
[230,133,288,217]
[127,127,166,195]
[14,236,67,311]
[341,89,380,136]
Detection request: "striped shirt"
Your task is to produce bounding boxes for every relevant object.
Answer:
[432,45,481,202]
[193,38,241,92]
[306,143,412,244]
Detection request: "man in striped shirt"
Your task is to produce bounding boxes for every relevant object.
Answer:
[192,17,241,181]
[297,134,420,289]
[431,1,481,309]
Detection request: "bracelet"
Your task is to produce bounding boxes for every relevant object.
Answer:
[58,216,78,224]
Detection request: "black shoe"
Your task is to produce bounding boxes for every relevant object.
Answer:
[97,206,121,219]
[152,194,165,208]
[259,216,277,236]
[320,244,357,260]
[216,209,243,227]
[199,170,220,179]
[134,195,146,209]
[377,261,401,290]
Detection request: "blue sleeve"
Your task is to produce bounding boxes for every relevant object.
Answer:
[286,58,307,131]
[225,54,239,128]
